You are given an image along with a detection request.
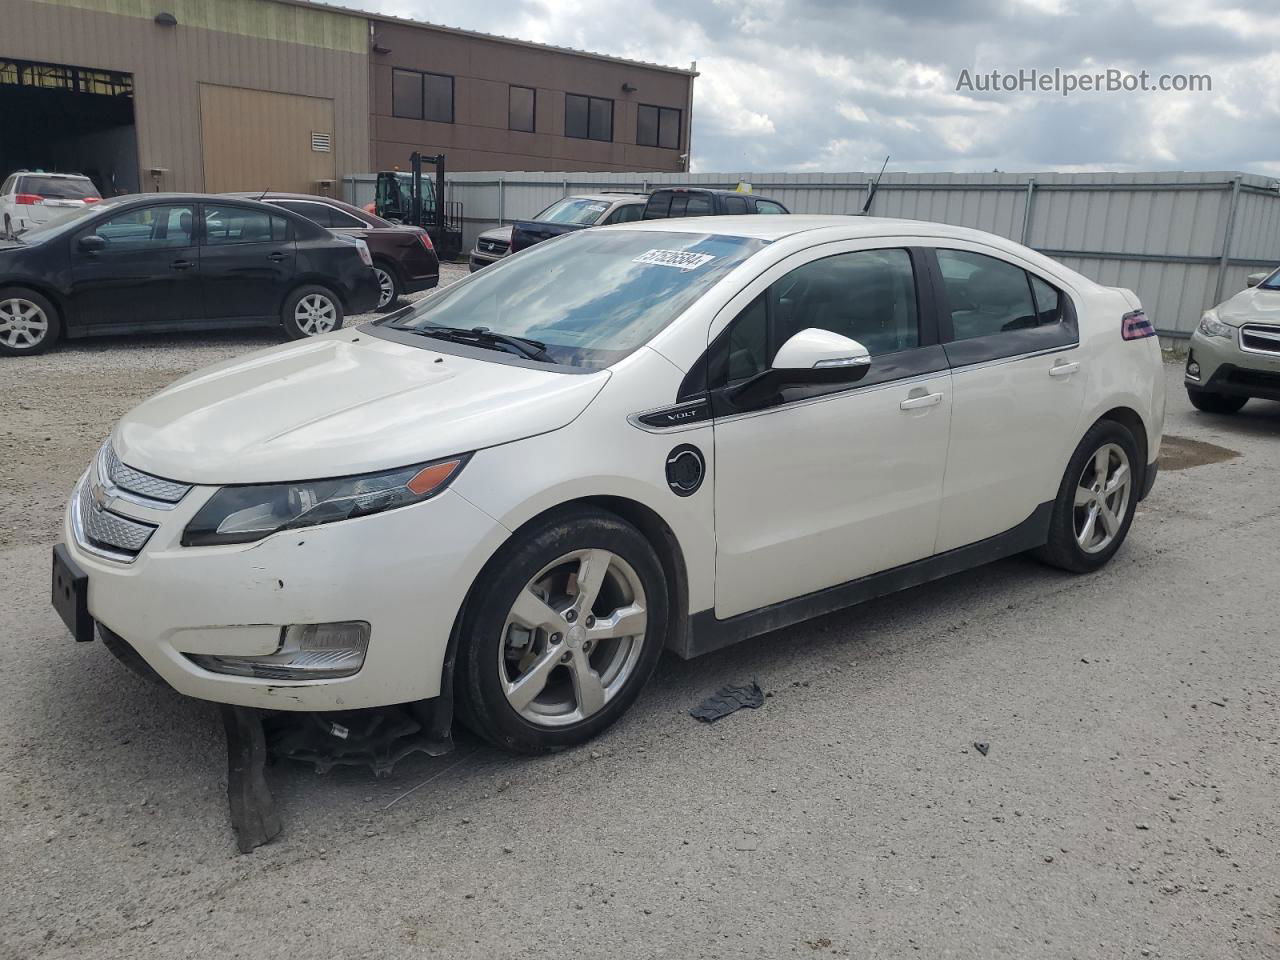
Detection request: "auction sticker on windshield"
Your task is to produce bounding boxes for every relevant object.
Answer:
[632,249,716,270]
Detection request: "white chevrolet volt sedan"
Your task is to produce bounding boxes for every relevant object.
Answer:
[54,216,1166,754]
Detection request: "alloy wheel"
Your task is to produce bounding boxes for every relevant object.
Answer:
[498,549,648,727]
[374,268,396,309]
[294,293,338,335]
[1073,442,1132,554]
[0,297,50,350]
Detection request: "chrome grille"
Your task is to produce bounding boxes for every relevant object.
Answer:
[74,477,157,561]
[99,442,190,506]
[1240,324,1280,355]
[478,239,509,254]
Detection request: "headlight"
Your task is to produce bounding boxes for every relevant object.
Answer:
[182,455,468,546]
[1197,311,1234,339]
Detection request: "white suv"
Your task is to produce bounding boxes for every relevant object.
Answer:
[0,171,101,238]
[54,216,1165,755]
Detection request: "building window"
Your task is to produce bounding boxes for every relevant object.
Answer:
[565,93,612,141]
[392,68,454,123]
[637,104,681,149]
[509,85,535,132]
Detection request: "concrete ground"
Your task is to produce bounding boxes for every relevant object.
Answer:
[2,317,1278,958]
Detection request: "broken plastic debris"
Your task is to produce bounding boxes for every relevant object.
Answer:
[973,741,990,756]
[690,680,765,723]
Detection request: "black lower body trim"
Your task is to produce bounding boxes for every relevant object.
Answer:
[677,501,1054,659]
[1202,364,1280,401]
[1139,459,1159,501]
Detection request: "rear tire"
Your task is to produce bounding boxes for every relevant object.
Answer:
[373,262,402,311]
[281,284,343,340]
[0,286,61,356]
[1186,387,1247,415]
[1034,420,1140,573]
[457,507,669,755]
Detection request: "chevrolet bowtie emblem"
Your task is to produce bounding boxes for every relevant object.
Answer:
[92,481,119,512]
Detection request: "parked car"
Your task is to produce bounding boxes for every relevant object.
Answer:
[508,193,647,254]
[1,171,101,239]
[230,192,438,310]
[468,224,514,272]
[1185,266,1280,412]
[0,193,379,356]
[642,187,790,219]
[53,216,1164,757]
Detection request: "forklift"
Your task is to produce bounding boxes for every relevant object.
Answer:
[372,152,464,261]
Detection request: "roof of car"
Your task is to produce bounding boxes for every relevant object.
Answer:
[14,171,92,179]
[568,193,648,203]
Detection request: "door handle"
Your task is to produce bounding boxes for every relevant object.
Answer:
[1049,361,1081,377]
[170,259,195,271]
[900,391,943,411]
[267,252,287,262]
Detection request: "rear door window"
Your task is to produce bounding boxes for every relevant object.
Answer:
[935,249,1038,340]
[685,193,713,216]
[723,195,748,215]
[202,206,289,245]
[753,199,787,215]
[272,200,332,227]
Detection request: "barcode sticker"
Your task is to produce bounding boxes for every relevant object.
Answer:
[632,249,715,271]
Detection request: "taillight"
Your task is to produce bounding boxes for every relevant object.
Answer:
[14,194,42,205]
[354,238,373,267]
[1122,309,1155,340]
[417,231,434,252]
[83,196,101,204]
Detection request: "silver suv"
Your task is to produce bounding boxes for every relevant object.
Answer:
[1185,267,1280,413]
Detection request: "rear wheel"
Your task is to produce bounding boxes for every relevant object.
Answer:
[1186,387,1247,415]
[457,507,669,754]
[281,285,343,339]
[0,286,61,356]
[373,262,401,311]
[1034,420,1139,573]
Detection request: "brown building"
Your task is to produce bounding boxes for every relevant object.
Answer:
[0,0,695,198]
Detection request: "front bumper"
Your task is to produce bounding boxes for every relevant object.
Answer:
[468,250,505,272]
[1186,324,1280,400]
[61,475,508,711]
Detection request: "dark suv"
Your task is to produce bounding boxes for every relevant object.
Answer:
[0,193,379,356]
[642,188,789,219]
[235,192,439,310]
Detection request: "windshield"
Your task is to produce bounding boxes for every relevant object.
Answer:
[1260,269,1280,291]
[20,175,99,199]
[387,229,766,369]
[533,198,611,225]
[15,196,130,243]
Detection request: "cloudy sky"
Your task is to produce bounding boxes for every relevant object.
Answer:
[355,0,1279,176]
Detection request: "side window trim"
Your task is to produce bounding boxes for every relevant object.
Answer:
[924,246,1079,368]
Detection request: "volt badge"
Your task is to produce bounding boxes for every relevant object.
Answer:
[665,444,705,497]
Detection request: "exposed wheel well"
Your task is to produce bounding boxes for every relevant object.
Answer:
[1096,406,1149,492]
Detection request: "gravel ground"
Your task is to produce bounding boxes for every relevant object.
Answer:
[2,338,1278,958]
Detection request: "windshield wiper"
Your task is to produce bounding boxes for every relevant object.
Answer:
[399,324,556,363]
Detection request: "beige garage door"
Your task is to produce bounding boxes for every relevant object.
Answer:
[199,84,336,194]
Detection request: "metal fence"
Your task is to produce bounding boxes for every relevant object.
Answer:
[344,169,1280,337]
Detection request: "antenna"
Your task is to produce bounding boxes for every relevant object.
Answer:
[861,156,889,215]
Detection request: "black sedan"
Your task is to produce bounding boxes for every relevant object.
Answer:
[0,193,380,356]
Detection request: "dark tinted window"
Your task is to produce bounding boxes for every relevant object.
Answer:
[1029,274,1062,325]
[509,85,535,132]
[20,175,99,199]
[203,206,288,245]
[82,204,194,250]
[754,199,787,215]
[566,94,612,141]
[324,206,367,229]
[604,203,644,224]
[717,248,920,384]
[273,200,332,227]
[392,69,423,119]
[723,195,748,214]
[685,193,712,216]
[637,104,681,149]
[936,249,1040,340]
[392,69,453,123]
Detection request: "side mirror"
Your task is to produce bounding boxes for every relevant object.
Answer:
[728,328,871,408]
[78,234,107,253]
[1246,271,1268,288]
[772,328,871,375]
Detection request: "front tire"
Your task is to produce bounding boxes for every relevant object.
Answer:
[457,507,669,754]
[1034,420,1140,573]
[0,286,61,356]
[1186,387,1247,415]
[281,284,343,339]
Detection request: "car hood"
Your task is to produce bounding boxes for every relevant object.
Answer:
[1216,286,1280,327]
[113,330,609,485]
[477,225,514,243]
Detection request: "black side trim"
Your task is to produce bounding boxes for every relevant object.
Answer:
[637,397,712,429]
[1204,363,1280,401]
[1139,460,1158,501]
[674,501,1053,659]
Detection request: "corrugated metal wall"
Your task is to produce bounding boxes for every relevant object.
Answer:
[9,0,368,191]
[346,169,1280,337]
